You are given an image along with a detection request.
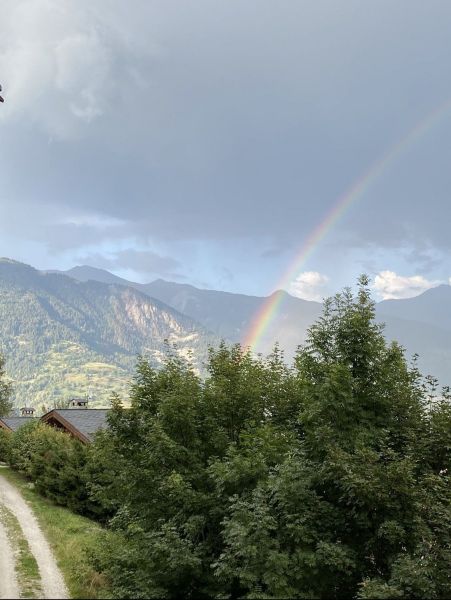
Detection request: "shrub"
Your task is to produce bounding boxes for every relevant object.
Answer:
[0,427,11,462]
[29,425,93,515]
[7,422,105,519]
[7,420,41,476]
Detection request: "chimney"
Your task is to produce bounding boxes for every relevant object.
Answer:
[68,397,89,409]
[20,407,35,417]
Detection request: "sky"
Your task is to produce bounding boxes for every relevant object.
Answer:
[1,0,451,301]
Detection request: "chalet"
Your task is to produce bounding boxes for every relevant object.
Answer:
[1,399,110,444]
[0,415,37,432]
[40,408,110,444]
[0,407,38,432]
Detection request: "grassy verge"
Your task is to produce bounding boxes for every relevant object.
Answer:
[0,467,113,599]
[0,503,42,598]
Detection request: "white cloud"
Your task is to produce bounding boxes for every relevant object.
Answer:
[289,271,329,302]
[374,270,442,300]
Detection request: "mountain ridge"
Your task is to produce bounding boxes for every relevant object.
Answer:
[61,265,323,352]
[62,264,451,385]
[1,258,450,407]
[0,259,217,407]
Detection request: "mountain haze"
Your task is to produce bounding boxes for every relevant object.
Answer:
[376,285,451,386]
[377,285,451,332]
[64,266,323,354]
[1,260,450,409]
[65,265,451,386]
[63,265,131,287]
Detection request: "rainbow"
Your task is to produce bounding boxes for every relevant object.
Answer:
[244,98,451,352]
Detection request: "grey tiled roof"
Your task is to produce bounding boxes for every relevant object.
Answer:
[0,417,37,431]
[52,409,110,440]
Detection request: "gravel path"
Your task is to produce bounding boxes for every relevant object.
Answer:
[0,518,20,599]
[0,473,69,599]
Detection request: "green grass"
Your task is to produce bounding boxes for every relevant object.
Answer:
[0,467,113,599]
[0,502,42,598]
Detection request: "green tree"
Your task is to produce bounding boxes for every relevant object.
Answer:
[215,277,451,599]
[0,353,13,417]
[89,277,451,599]
[90,345,297,598]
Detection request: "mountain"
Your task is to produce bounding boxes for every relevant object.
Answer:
[377,285,451,332]
[63,265,131,286]
[144,280,451,383]
[0,259,217,407]
[64,267,323,355]
[64,266,451,385]
[3,260,450,408]
[141,280,325,355]
[376,285,451,385]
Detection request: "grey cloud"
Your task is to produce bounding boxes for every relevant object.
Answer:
[1,0,451,268]
[402,247,445,274]
[81,248,180,278]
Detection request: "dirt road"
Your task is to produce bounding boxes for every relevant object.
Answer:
[0,472,69,599]
[0,518,20,599]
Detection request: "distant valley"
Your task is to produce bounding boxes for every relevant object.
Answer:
[0,258,450,408]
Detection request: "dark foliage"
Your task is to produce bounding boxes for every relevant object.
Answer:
[4,277,451,598]
[89,277,451,599]
[4,421,105,519]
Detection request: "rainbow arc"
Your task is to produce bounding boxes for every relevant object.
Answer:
[243,98,451,351]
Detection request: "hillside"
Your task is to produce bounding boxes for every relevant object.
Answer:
[65,266,451,385]
[377,284,451,332]
[3,260,450,407]
[0,259,217,407]
[376,285,451,385]
[64,266,323,355]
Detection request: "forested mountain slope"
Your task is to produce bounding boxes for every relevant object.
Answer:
[66,265,451,385]
[3,259,450,407]
[64,266,323,354]
[0,259,216,407]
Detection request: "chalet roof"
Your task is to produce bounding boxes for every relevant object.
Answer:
[41,409,110,443]
[0,417,37,432]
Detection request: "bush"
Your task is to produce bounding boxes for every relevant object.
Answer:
[29,425,93,515]
[0,427,11,462]
[7,422,105,519]
[7,420,41,476]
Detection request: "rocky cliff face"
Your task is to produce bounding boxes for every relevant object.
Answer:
[0,259,216,407]
[66,265,451,386]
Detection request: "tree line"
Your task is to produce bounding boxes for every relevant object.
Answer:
[1,277,451,598]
